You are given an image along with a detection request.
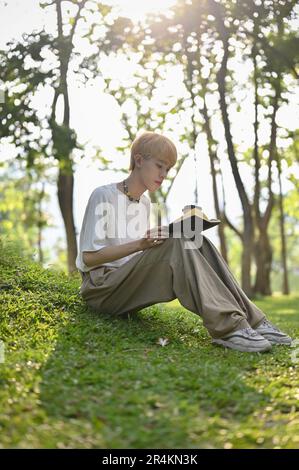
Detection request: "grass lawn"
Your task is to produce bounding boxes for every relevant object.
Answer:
[0,245,299,449]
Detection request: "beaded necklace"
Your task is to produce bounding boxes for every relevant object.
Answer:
[123,179,140,203]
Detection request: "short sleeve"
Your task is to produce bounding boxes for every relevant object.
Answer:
[76,188,112,271]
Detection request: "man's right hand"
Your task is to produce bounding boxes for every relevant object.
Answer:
[138,225,169,251]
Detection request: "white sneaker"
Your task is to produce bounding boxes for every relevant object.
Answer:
[212,327,272,353]
[254,319,292,345]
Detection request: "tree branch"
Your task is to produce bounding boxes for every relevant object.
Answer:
[223,213,243,241]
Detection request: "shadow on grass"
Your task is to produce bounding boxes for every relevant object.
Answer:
[38,303,276,448]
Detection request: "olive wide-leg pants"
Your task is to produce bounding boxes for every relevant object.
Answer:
[79,235,265,339]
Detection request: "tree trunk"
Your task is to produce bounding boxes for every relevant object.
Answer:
[52,0,86,273]
[277,153,290,294]
[185,45,199,204]
[218,221,228,263]
[213,7,253,296]
[201,84,228,262]
[57,168,77,273]
[253,81,280,295]
[251,42,272,296]
[253,231,272,295]
[241,220,254,296]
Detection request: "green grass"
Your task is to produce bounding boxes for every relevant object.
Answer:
[0,242,299,449]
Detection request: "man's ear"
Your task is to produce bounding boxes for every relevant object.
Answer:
[134,153,142,168]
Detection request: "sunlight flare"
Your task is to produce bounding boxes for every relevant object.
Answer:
[112,0,178,22]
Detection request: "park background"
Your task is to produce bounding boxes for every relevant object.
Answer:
[0,0,299,449]
[1,0,299,296]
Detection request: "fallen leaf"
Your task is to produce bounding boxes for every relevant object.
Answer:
[157,337,169,347]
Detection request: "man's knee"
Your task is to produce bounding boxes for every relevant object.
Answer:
[156,235,204,253]
[173,234,204,251]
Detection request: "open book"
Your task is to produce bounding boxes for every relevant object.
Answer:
[168,205,220,237]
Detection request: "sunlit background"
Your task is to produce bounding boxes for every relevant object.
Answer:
[1,1,299,450]
[0,0,298,278]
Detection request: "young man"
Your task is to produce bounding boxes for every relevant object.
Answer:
[76,131,292,353]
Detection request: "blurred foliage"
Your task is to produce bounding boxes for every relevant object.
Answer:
[0,158,54,265]
[0,0,298,287]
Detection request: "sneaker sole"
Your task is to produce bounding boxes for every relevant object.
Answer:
[255,329,293,345]
[265,337,292,345]
[212,338,272,353]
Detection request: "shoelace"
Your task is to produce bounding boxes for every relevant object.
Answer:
[244,327,259,337]
[260,319,280,332]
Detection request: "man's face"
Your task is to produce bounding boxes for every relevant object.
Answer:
[140,155,174,192]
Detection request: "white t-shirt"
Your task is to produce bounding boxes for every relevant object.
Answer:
[76,182,151,272]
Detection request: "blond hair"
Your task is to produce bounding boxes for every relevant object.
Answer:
[129,131,177,171]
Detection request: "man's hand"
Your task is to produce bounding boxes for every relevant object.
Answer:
[138,225,169,251]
